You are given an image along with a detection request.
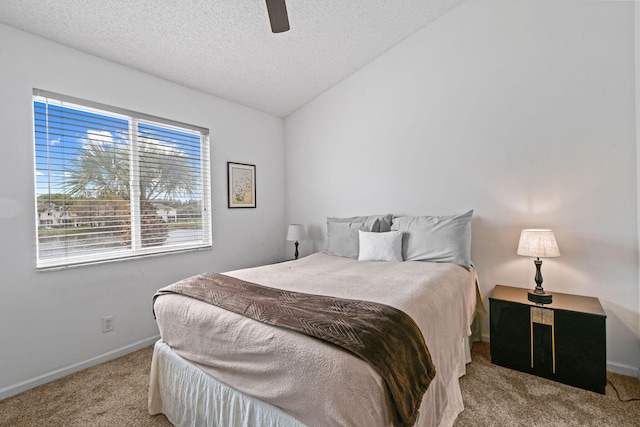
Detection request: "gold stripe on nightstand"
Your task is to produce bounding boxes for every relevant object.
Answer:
[530,307,556,373]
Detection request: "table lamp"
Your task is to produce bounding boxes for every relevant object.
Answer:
[286,224,306,260]
[517,229,560,304]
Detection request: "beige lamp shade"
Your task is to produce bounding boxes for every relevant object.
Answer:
[286,224,306,241]
[517,229,560,258]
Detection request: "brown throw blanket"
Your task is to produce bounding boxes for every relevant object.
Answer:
[153,273,436,427]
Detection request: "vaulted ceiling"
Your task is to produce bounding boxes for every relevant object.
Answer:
[0,0,464,117]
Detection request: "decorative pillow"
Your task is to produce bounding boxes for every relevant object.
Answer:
[390,210,473,269]
[325,214,392,258]
[358,230,403,262]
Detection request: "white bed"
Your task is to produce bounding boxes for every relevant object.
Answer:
[149,251,477,427]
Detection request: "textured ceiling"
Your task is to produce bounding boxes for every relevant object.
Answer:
[0,0,464,117]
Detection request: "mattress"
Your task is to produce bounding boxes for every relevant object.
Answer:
[150,252,478,427]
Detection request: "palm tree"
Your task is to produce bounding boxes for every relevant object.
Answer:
[137,138,198,200]
[68,137,197,200]
[67,135,198,247]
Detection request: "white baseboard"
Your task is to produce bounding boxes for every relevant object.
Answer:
[0,335,160,401]
[607,360,640,378]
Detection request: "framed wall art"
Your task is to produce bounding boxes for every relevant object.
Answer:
[227,162,256,208]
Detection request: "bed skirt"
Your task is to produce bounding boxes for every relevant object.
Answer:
[149,340,306,427]
[148,338,471,427]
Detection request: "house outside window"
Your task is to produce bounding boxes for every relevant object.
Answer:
[33,89,212,269]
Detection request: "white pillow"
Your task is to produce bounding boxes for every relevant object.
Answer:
[358,230,403,262]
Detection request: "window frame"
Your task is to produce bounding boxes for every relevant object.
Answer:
[32,89,212,270]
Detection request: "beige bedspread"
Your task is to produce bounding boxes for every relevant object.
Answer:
[153,252,477,427]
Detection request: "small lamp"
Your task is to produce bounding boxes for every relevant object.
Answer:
[517,229,560,304]
[286,224,306,260]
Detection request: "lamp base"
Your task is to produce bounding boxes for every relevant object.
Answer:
[528,290,552,304]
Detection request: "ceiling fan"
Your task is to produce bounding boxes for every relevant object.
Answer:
[265,0,290,33]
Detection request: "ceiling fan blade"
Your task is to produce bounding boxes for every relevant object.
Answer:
[265,0,290,33]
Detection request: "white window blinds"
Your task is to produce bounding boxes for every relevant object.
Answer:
[33,89,212,269]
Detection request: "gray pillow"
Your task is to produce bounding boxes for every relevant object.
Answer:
[325,214,392,258]
[391,210,473,269]
[370,214,393,232]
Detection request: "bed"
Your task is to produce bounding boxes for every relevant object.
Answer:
[149,212,478,427]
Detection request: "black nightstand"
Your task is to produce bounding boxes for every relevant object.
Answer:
[489,284,606,394]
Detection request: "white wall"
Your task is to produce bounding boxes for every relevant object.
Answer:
[0,24,286,397]
[285,0,640,375]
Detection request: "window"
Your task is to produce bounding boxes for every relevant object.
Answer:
[33,89,211,269]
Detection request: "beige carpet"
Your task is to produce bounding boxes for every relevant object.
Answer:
[0,342,638,426]
[0,346,171,427]
[455,342,640,427]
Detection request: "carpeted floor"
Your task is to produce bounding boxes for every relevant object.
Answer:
[455,342,640,427]
[0,346,171,427]
[0,342,638,426]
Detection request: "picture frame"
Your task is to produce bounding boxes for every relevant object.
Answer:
[227,162,256,208]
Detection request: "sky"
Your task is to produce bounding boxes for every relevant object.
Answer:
[33,99,203,203]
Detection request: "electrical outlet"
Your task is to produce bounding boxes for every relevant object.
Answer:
[102,315,114,333]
